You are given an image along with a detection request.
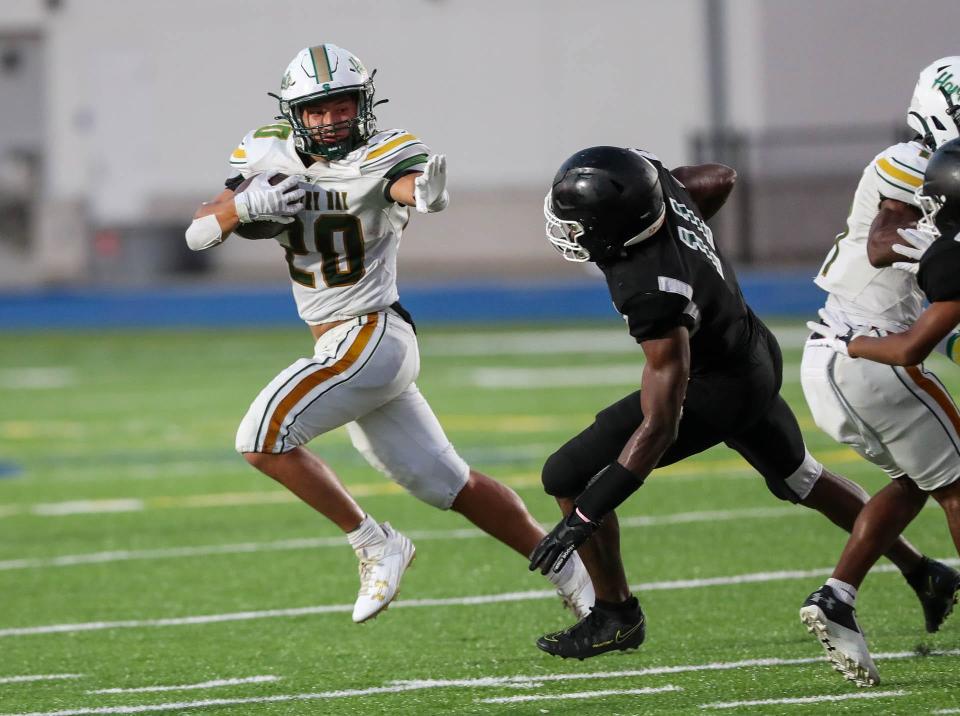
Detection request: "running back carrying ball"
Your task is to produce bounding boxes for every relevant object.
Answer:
[233,171,302,240]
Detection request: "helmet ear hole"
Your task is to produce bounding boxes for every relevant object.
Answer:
[933,116,947,131]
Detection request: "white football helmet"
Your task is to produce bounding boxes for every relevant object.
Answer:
[272,44,381,160]
[907,57,960,150]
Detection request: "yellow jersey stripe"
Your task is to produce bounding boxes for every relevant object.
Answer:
[877,158,922,188]
[364,133,417,163]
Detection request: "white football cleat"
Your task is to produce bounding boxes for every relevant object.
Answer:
[800,585,880,687]
[352,522,415,623]
[548,551,595,620]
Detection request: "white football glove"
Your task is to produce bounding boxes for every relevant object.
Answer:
[806,308,855,357]
[414,154,449,213]
[233,170,305,224]
[891,227,937,274]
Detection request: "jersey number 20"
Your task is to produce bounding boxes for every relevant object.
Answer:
[284,215,366,288]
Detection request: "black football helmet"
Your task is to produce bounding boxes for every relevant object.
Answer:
[918,137,960,238]
[544,146,666,262]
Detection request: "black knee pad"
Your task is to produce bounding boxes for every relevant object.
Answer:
[542,450,588,498]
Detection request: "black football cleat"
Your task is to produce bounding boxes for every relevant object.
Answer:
[907,557,960,633]
[536,598,645,660]
[799,585,879,687]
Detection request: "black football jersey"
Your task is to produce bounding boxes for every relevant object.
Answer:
[917,234,960,303]
[599,153,762,372]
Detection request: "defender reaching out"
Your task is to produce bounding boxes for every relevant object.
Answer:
[527,145,952,661]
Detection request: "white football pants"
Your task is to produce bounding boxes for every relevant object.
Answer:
[236,310,470,508]
[801,337,960,491]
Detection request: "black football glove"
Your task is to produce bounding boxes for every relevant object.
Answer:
[528,509,599,575]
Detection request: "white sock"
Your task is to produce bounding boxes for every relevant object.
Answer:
[346,514,384,552]
[826,578,858,607]
[544,552,580,587]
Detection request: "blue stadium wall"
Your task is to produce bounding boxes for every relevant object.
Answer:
[0,271,822,330]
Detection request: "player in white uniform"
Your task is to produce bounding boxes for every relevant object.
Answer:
[798,57,960,686]
[185,44,594,624]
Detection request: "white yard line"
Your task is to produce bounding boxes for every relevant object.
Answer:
[30,500,146,517]
[88,676,280,694]
[700,689,908,709]
[465,362,804,389]
[0,368,75,390]
[0,506,806,571]
[0,674,82,685]
[2,653,953,716]
[390,650,960,689]
[420,326,813,357]
[477,685,682,703]
[3,563,958,639]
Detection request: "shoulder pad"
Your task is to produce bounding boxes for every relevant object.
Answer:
[361,129,431,179]
[873,142,927,202]
[228,121,294,174]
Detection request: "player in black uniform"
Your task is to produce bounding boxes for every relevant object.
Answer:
[800,137,960,686]
[527,146,953,661]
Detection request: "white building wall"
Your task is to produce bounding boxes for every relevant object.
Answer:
[41,0,710,222]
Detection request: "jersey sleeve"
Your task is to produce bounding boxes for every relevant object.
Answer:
[604,239,699,343]
[361,129,430,197]
[872,143,928,206]
[225,122,292,181]
[620,289,698,342]
[918,236,960,302]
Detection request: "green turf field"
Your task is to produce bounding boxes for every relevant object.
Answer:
[1,321,958,715]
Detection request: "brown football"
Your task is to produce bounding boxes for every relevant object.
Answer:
[233,172,292,240]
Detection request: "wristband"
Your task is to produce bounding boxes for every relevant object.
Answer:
[575,462,645,519]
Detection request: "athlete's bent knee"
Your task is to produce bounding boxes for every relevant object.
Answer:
[933,479,960,512]
[764,449,822,503]
[542,450,587,498]
[242,451,271,471]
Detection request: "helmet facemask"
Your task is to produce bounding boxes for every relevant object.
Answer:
[278,84,377,160]
[544,193,591,262]
[916,188,944,239]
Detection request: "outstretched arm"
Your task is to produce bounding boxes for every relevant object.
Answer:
[529,327,689,574]
[848,301,960,366]
[389,154,448,212]
[670,164,737,220]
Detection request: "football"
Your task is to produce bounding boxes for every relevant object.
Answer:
[232,172,293,240]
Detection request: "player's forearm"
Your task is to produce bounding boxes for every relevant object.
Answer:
[389,173,417,207]
[866,224,910,267]
[848,332,932,366]
[194,196,240,235]
[573,418,675,520]
[866,200,920,267]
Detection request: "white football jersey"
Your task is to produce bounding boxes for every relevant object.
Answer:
[814,141,930,331]
[227,122,430,324]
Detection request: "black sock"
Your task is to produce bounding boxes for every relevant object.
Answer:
[594,595,639,614]
[904,557,930,590]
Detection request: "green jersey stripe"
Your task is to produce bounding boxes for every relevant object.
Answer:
[363,142,425,170]
[890,156,925,178]
[385,154,429,180]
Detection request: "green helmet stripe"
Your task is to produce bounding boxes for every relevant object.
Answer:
[310,45,333,83]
